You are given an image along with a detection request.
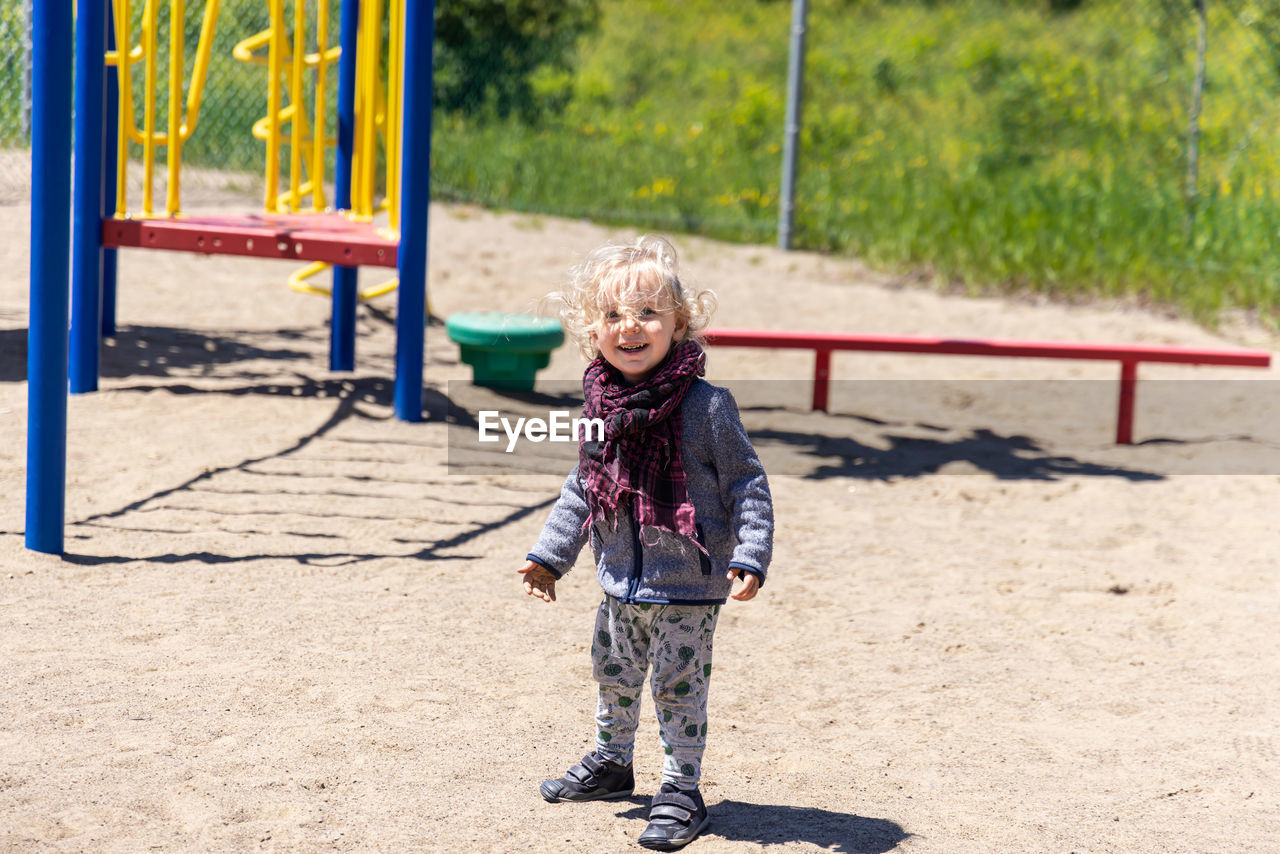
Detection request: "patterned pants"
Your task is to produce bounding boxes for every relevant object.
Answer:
[591,596,721,789]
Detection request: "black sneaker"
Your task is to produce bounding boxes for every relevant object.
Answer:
[638,783,710,850]
[539,752,636,803]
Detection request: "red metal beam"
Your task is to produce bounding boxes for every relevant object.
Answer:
[707,328,1272,368]
[705,327,1272,444]
[102,213,399,268]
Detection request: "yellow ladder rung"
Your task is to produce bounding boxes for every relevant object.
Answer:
[288,262,400,301]
[287,260,333,296]
[359,278,398,300]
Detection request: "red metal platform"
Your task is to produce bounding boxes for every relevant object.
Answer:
[102,213,399,268]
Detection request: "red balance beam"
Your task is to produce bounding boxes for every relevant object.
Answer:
[705,328,1272,444]
[102,213,399,268]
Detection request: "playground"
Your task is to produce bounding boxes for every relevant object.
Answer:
[3,180,1280,850]
[5,0,1280,851]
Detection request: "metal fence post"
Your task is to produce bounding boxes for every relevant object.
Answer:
[778,0,808,250]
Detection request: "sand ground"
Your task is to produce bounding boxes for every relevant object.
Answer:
[1,193,1279,853]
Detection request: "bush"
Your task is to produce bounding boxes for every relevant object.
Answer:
[434,0,600,117]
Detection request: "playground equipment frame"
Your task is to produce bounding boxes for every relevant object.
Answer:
[27,0,435,554]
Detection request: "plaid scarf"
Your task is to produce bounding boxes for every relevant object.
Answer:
[579,339,705,546]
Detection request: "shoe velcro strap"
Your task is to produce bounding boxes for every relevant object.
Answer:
[649,803,695,823]
[650,791,699,813]
[572,754,607,781]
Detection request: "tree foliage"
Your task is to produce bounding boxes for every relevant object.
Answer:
[433,0,601,117]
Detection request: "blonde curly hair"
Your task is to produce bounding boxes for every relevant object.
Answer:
[549,235,717,359]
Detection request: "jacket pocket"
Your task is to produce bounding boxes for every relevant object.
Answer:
[695,524,712,576]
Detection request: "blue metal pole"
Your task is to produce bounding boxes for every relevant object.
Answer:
[102,7,120,338]
[71,0,108,393]
[395,0,433,422]
[330,0,360,371]
[26,0,74,554]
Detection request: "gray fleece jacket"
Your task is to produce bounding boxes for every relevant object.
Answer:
[527,379,773,605]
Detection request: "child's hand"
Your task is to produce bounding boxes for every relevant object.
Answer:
[726,568,760,602]
[518,560,558,603]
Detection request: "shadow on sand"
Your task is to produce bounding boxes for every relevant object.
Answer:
[23,376,561,567]
[616,800,910,852]
[749,423,1165,482]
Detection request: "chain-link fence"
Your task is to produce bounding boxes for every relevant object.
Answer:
[429,0,1280,317]
[2,1,1279,317]
[0,0,31,204]
[0,0,329,209]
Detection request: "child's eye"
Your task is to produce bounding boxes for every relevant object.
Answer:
[640,307,656,316]
[605,310,620,320]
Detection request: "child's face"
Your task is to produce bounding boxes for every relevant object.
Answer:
[593,298,685,384]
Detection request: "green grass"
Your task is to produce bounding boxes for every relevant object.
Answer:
[431,0,1280,324]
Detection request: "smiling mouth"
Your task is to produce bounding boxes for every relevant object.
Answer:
[619,343,648,352]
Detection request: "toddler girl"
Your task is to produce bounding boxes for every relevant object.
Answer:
[518,235,773,851]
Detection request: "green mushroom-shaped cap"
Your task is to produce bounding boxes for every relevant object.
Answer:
[445,312,565,351]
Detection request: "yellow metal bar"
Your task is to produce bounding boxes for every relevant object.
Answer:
[307,45,342,66]
[354,0,381,220]
[296,108,319,211]
[215,0,406,231]
[179,0,220,142]
[359,278,398,300]
[311,0,330,211]
[351,0,367,216]
[252,105,330,143]
[232,29,272,64]
[113,0,132,216]
[112,0,367,221]
[142,0,157,217]
[370,53,389,219]
[288,260,333,295]
[251,112,276,141]
[372,78,387,217]
[105,20,146,71]
[289,0,306,211]
[384,0,402,231]
[238,30,338,67]
[110,24,175,150]
[166,0,184,216]
[288,261,399,301]
[109,19,168,150]
[264,0,285,212]
[274,105,317,212]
